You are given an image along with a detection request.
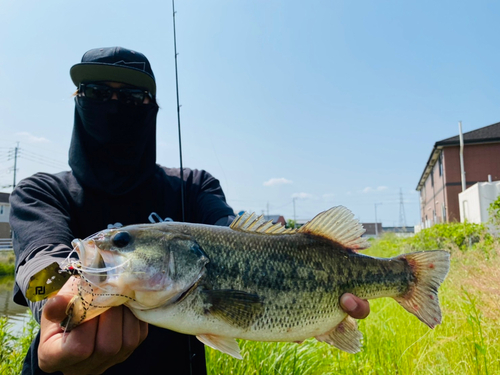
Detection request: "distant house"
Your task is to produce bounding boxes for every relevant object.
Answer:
[236,212,287,227]
[361,223,383,238]
[263,215,286,226]
[0,192,10,238]
[382,226,415,237]
[416,122,500,228]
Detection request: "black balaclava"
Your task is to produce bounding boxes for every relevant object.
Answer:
[68,47,160,196]
[69,96,159,195]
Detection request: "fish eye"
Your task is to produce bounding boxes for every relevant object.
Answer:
[112,231,131,248]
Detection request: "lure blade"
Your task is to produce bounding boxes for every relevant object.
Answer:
[26,262,71,302]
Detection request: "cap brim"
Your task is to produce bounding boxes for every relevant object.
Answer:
[70,63,156,95]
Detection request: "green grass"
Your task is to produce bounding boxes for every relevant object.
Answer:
[0,250,15,276]
[206,233,500,374]
[1,232,499,374]
[0,313,38,374]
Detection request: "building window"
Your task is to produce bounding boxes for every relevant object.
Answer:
[438,153,443,177]
[431,171,434,187]
[0,206,3,215]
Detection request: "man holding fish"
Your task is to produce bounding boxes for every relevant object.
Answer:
[9,47,370,375]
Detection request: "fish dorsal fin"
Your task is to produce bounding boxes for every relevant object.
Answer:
[298,206,369,250]
[230,212,297,235]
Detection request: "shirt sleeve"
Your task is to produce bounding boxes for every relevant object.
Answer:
[16,244,73,322]
[9,173,75,308]
[188,169,234,225]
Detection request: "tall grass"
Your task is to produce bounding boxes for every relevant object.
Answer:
[0,314,38,374]
[1,230,498,374]
[0,250,15,276]
[206,229,500,374]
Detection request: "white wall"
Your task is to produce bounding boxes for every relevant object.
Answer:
[0,203,10,223]
[459,181,500,224]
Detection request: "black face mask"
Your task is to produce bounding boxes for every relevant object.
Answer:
[69,96,159,195]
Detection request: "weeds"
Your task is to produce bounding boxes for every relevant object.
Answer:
[1,230,499,374]
[0,313,38,374]
[206,232,500,375]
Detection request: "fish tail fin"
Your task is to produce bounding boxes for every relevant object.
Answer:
[394,250,450,328]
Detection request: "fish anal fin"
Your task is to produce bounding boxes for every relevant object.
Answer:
[203,289,263,328]
[197,334,242,359]
[315,316,363,353]
[298,206,369,250]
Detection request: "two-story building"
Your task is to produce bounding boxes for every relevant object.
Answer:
[416,122,500,227]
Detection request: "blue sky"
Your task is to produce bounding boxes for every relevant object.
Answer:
[1,1,499,227]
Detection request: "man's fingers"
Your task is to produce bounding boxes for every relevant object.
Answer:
[42,294,74,323]
[340,293,370,319]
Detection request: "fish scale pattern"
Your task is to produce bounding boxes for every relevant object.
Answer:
[179,224,413,339]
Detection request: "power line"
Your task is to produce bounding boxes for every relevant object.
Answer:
[19,149,68,167]
[18,154,67,169]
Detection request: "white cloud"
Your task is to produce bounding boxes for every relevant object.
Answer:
[292,192,313,199]
[263,177,292,187]
[362,186,388,193]
[15,132,50,143]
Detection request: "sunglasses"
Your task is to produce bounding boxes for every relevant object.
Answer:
[78,83,154,106]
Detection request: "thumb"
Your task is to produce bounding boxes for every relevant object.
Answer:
[42,294,74,323]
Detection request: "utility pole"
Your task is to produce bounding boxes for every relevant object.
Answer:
[293,198,296,222]
[399,188,407,231]
[374,202,383,237]
[459,121,466,192]
[6,142,20,190]
[266,202,269,217]
[13,142,19,189]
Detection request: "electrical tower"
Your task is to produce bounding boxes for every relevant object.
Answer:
[399,188,407,231]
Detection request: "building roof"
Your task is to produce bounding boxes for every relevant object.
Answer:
[264,215,286,225]
[0,192,9,204]
[416,122,500,191]
[436,121,500,146]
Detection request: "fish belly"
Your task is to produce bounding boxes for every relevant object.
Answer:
[129,290,348,342]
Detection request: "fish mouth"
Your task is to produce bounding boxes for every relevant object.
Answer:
[71,239,104,269]
[70,238,115,285]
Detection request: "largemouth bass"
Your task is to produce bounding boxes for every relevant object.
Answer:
[48,206,451,358]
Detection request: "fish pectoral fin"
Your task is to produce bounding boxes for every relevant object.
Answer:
[202,289,263,328]
[315,316,363,354]
[196,334,243,360]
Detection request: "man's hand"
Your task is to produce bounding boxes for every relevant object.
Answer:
[340,293,370,319]
[38,278,148,375]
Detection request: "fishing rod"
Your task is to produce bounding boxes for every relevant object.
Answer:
[172,0,185,223]
[172,1,194,373]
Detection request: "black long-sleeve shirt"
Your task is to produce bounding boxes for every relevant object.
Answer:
[10,165,234,375]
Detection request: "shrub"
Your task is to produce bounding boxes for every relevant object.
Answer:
[407,222,493,252]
